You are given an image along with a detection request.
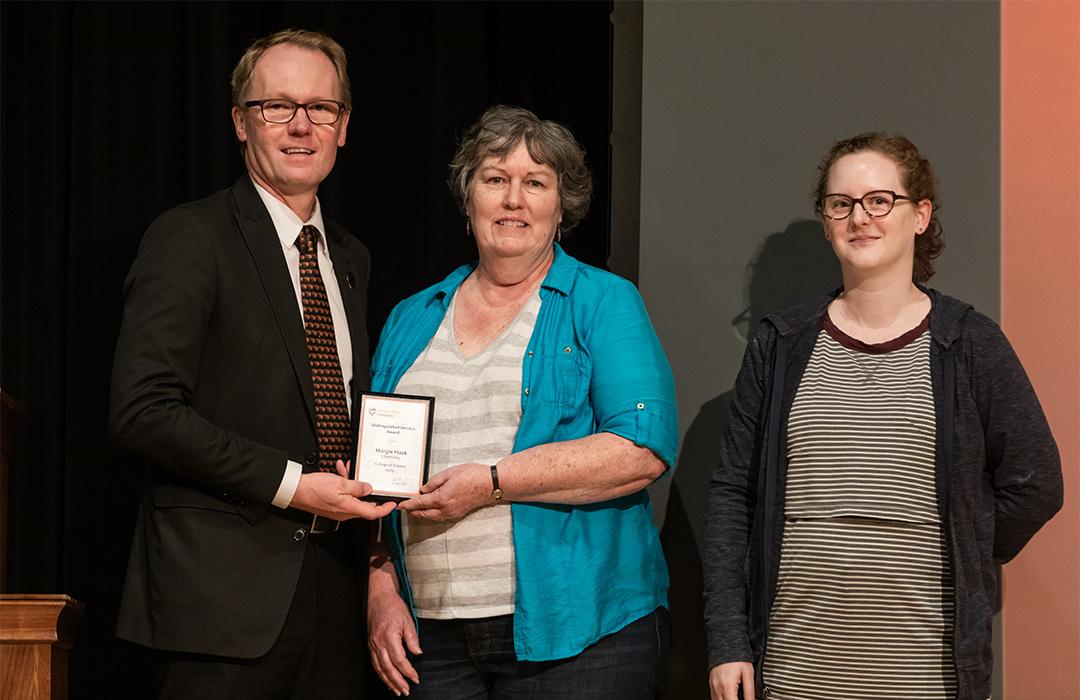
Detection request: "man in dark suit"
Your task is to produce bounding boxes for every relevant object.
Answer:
[110,29,394,697]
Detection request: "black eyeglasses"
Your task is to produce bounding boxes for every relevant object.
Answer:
[243,99,346,125]
[818,190,920,220]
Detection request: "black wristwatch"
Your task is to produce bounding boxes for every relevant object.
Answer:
[490,464,503,500]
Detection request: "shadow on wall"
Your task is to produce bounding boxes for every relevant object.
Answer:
[660,219,838,699]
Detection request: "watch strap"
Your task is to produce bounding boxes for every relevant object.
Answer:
[490,464,503,500]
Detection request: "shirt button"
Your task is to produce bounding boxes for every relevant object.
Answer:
[563,346,572,354]
[636,402,645,410]
[304,453,317,466]
[524,387,530,396]
[527,350,534,357]
[293,529,306,542]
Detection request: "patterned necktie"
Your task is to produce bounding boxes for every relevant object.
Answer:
[296,225,351,474]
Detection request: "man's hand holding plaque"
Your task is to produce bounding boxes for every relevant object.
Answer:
[354,392,434,502]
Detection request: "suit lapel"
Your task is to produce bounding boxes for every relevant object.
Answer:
[230,177,317,430]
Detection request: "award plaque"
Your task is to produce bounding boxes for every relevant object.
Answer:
[354,391,434,502]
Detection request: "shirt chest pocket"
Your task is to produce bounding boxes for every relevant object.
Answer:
[530,346,589,410]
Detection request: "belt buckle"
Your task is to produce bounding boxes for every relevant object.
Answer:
[309,514,340,535]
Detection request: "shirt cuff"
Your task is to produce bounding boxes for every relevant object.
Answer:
[272,460,303,509]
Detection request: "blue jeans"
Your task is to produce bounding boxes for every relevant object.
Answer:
[409,607,670,699]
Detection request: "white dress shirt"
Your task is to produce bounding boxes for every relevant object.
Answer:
[251,180,354,508]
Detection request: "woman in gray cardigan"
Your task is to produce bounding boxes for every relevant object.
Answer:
[704,133,1062,700]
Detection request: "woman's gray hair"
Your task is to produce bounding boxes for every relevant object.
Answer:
[448,105,593,233]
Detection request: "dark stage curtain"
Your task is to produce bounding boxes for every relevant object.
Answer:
[1,2,612,695]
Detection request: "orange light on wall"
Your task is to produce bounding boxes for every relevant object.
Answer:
[1001,0,1080,696]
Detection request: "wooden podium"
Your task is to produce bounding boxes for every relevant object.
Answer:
[0,595,83,700]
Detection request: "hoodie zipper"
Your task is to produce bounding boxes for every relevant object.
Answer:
[758,331,787,694]
[940,342,960,696]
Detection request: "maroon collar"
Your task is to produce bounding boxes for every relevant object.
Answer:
[822,309,930,354]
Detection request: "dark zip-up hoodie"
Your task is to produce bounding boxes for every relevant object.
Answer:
[703,288,1062,700]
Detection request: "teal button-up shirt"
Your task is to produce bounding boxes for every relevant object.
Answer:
[371,244,678,661]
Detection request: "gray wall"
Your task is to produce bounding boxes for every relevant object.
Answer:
[640,0,999,547]
[630,2,1000,696]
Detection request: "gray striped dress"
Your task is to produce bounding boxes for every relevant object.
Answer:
[761,313,957,699]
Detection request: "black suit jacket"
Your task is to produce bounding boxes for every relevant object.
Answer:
[110,176,371,658]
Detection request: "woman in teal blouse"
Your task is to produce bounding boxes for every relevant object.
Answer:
[366,106,678,699]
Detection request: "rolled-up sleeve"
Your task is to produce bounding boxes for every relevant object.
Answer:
[584,277,679,468]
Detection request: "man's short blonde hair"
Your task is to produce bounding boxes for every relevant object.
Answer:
[230,28,351,110]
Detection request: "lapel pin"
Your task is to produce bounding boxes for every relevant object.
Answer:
[345,272,356,289]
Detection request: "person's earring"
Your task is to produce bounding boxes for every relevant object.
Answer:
[466,219,472,237]
[555,224,562,243]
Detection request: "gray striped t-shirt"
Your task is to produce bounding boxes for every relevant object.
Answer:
[395,290,540,619]
[763,320,957,699]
